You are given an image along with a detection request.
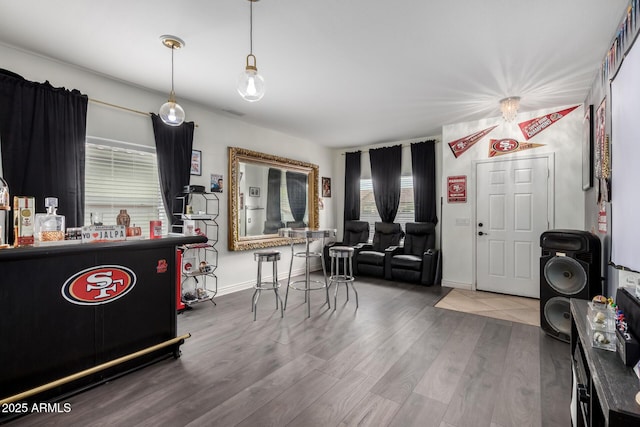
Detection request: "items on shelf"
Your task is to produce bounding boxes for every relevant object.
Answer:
[174,190,219,309]
[587,294,616,352]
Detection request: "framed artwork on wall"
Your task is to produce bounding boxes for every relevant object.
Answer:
[582,104,594,190]
[594,98,606,180]
[322,177,331,197]
[190,150,202,176]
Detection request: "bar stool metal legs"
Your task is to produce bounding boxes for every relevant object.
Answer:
[283,229,332,318]
[329,246,358,310]
[252,250,284,321]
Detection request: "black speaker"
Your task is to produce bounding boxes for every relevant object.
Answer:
[540,230,602,342]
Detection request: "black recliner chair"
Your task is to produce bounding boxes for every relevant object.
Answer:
[353,222,404,277]
[385,222,438,286]
[323,220,370,273]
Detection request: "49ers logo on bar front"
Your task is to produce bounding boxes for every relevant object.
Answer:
[62,265,137,305]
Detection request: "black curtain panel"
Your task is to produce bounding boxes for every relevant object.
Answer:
[266,167,282,222]
[369,145,402,223]
[411,140,438,224]
[343,151,362,221]
[151,113,195,224]
[0,69,88,244]
[286,171,307,223]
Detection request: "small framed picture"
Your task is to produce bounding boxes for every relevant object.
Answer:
[582,105,594,190]
[211,173,223,193]
[190,150,202,176]
[322,177,331,198]
[249,186,260,197]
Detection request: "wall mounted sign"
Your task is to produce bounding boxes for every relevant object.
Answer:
[447,175,467,203]
[598,202,607,234]
[447,125,498,158]
[488,138,544,157]
[518,105,578,140]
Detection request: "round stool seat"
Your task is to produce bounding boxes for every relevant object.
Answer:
[254,250,281,262]
[329,246,354,258]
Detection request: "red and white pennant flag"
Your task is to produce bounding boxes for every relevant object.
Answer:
[488,138,544,157]
[518,106,578,140]
[448,125,498,158]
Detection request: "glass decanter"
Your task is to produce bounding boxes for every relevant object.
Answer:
[35,197,66,241]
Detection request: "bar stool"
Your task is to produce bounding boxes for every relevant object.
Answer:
[280,228,334,318]
[329,246,358,310]
[252,250,284,321]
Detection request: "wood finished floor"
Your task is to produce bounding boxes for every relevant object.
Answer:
[10,274,571,427]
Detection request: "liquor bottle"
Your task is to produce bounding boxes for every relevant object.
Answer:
[35,197,66,242]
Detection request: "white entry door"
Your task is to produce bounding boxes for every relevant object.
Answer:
[476,157,550,298]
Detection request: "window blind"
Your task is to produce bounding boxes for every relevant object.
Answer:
[360,176,415,241]
[85,139,166,237]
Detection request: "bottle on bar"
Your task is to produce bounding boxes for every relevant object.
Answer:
[35,197,66,242]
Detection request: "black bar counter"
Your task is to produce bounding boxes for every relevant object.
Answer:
[0,235,206,419]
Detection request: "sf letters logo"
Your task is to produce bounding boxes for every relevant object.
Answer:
[62,265,136,305]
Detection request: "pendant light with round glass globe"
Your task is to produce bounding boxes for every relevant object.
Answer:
[237,0,265,102]
[159,35,186,126]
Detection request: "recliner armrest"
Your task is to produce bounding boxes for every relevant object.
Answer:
[420,248,439,286]
[386,245,403,256]
[383,246,402,280]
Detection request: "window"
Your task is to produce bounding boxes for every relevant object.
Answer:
[85,138,166,238]
[360,176,414,241]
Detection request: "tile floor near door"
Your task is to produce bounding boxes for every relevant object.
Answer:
[435,288,540,326]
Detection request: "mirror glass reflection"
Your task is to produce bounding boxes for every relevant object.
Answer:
[239,162,309,236]
[228,147,319,251]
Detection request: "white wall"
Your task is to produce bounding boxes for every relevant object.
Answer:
[0,43,336,295]
[441,105,585,289]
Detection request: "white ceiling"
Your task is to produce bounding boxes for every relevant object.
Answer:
[0,0,628,148]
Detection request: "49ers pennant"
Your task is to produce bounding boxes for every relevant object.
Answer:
[448,125,498,158]
[518,106,579,140]
[488,139,544,157]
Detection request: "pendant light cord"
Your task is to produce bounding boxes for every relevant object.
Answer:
[249,1,254,55]
[171,46,175,92]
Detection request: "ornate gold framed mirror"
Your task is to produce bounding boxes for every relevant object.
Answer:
[228,147,319,250]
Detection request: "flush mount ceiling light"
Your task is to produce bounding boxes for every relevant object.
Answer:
[500,96,520,122]
[237,0,265,102]
[159,35,186,126]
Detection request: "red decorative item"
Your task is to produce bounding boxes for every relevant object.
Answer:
[447,176,467,203]
[447,125,498,158]
[518,106,579,140]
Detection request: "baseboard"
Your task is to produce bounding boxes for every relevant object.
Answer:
[217,263,324,296]
[441,280,473,290]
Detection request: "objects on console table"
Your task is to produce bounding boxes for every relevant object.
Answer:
[279,227,335,318]
[570,298,640,426]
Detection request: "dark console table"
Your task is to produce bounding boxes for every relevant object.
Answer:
[570,299,640,426]
[0,235,206,423]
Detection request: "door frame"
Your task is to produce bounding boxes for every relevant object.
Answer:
[471,153,555,291]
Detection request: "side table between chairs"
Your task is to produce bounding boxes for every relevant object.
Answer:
[252,250,284,321]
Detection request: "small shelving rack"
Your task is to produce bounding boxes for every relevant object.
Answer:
[173,191,219,309]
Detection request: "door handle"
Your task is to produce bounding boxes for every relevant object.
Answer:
[478,231,488,236]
